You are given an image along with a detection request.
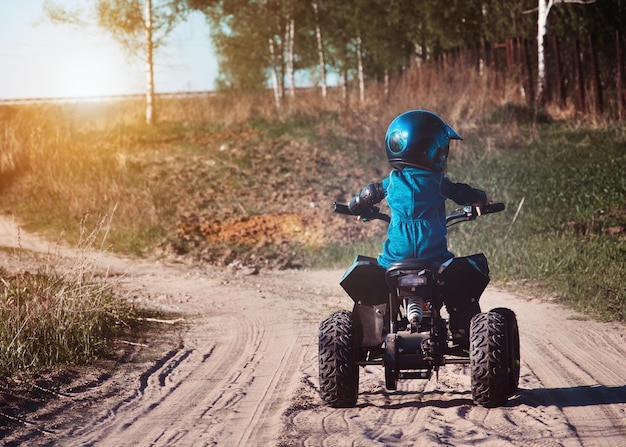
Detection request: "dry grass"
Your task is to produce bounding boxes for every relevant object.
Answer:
[0,217,134,378]
[0,61,527,254]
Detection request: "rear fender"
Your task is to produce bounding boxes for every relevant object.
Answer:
[439,253,490,311]
[340,256,388,305]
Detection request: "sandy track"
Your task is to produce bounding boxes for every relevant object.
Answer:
[1,216,625,446]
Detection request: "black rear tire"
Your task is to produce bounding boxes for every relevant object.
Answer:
[318,310,359,407]
[490,307,520,396]
[470,311,510,407]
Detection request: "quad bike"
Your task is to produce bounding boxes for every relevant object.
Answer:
[318,202,520,408]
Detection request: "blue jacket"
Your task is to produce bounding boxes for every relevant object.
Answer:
[377,168,484,268]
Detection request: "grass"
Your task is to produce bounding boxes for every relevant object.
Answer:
[0,59,624,382]
[0,216,139,378]
[445,122,626,321]
[2,100,625,323]
[0,265,129,376]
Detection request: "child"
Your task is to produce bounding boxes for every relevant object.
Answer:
[348,110,489,346]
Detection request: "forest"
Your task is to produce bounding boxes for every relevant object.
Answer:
[43,0,626,120]
[187,0,626,119]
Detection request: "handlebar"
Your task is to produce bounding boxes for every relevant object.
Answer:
[333,203,351,215]
[445,202,505,226]
[333,202,391,223]
[333,201,505,227]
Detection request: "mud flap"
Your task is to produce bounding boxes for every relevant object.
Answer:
[439,253,490,347]
[352,303,387,348]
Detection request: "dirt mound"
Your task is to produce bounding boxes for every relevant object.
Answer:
[157,129,387,268]
[173,212,331,268]
[177,213,325,247]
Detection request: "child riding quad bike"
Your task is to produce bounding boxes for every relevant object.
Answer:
[318,111,520,408]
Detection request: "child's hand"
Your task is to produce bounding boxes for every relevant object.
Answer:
[358,206,378,222]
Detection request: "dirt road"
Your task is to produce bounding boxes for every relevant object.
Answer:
[1,215,625,446]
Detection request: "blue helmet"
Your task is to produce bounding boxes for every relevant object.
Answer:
[385,110,462,172]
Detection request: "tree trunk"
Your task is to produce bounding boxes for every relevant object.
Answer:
[523,38,535,106]
[552,36,566,108]
[617,31,625,121]
[145,0,155,125]
[285,18,295,99]
[574,39,586,114]
[342,69,348,104]
[477,41,484,76]
[535,0,595,108]
[268,37,281,109]
[356,37,365,104]
[505,39,514,67]
[384,69,390,103]
[536,0,550,107]
[312,2,327,99]
[588,34,603,116]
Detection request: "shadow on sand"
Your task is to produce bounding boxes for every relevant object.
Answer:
[357,385,626,410]
[512,384,626,408]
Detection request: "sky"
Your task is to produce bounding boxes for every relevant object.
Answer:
[0,1,218,100]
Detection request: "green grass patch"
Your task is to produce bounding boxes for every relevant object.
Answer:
[445,122,626,321]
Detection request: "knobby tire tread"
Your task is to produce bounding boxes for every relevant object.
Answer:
[470,311,510,407]
[318,310,359,407]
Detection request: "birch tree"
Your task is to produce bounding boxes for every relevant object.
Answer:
[192,0,302,108]
[311,1,327,98]
[531,0,595,105]
[43,0,190,125]
[285,17,296,99]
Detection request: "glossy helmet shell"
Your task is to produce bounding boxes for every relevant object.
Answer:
[385,110,462,172]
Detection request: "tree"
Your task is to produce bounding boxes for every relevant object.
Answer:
[192,0,308,108]
[527,0,595,106]
[43,0,190,124]
[311,1,327,98]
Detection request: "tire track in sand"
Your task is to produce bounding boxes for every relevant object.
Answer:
[50,269,311,447]
[1,218,624,447]
[280,287,625,447]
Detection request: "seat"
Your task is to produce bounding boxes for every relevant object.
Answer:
[385,258,441,290]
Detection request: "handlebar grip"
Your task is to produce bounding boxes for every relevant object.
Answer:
[333,202,352,215]
[482,202,505,214]
[333,202,391,223]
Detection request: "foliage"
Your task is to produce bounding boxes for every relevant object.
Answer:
[195,0,274,90]
[43,0,190,55]
[446,123,626,321]
[188,0,626,125]
[187,0,534,90]
[549,0,626,46]
[96,0,189,55]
